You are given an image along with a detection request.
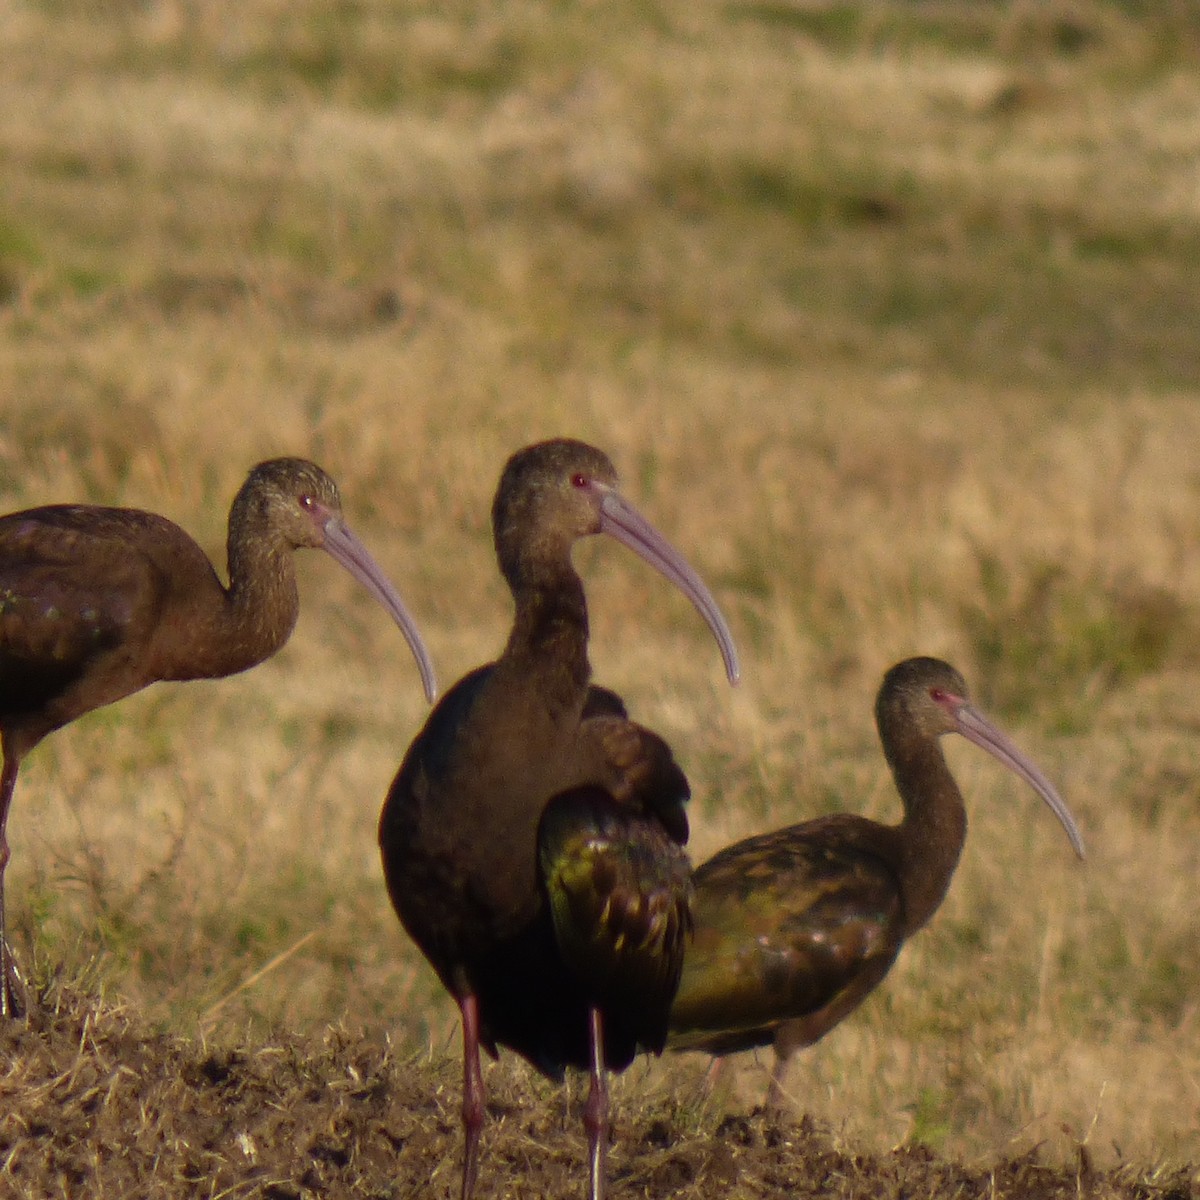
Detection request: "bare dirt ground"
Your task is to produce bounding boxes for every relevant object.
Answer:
[0,983,1193,1200]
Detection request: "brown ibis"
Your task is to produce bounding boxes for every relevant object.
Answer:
[378,438,738,1200]
[667,656,1085,1106]
[0,457,437,1019]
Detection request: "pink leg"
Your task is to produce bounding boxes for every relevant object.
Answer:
[583,1007,609,1200]
[0,752,25,1020]
[701,1053,729,1094]
[766,1053,789,1111]
[458,992,485,1200]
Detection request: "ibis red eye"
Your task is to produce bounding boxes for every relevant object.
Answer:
[571,473,588,489]
[299,494,315,510]
[930,688,947,702]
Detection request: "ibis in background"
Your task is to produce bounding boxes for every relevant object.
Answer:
[668,656,1085,1105]
[378,438,738,1200]
[0,457,437,1019]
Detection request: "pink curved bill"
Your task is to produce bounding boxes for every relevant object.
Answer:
[953,701,1085,860]
[322,517,438,704]
[595,487,740,686]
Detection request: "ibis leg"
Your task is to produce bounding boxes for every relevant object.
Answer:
[583,1007,609,1200]
[766,1051,789,1112]
[701,1053,729,1095]
[458,992,485,1200]
[0,753,25,1020]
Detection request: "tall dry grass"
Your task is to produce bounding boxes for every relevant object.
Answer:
[1,0,1199,1174]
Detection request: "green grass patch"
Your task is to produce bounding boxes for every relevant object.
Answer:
[0,215,42,266]
[960,553,1189,729]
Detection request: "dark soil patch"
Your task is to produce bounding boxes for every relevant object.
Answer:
[0,985,1194,1198]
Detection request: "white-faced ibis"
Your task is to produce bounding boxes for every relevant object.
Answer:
[667,656,1085,1106]
[378,438,739,1200]
[0,457,437,1019]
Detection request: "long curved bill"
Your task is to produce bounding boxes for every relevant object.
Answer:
[596,487,740,686]
[322,517,439,704]
[954,702,1085,860]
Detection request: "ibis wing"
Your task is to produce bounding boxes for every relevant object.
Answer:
[668,826,903,1055]
[579,714,691,843]
[0,514,167,713]
[538,786,693,1042]
[581,685,628,720]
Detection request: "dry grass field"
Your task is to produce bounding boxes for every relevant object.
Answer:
[2,0,1200,1195]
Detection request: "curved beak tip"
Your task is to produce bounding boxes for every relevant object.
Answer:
[319,523,438,707]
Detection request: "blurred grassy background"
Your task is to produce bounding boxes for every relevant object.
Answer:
[2,0,1200,1171]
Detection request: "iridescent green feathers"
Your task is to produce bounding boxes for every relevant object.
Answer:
[540,787,693,1045]
[668,822,902,1055]
[539,716,694,1054]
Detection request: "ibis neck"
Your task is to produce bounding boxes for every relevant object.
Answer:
[889,737,968,937]
[501,566,591,716]
[216,528,302,674]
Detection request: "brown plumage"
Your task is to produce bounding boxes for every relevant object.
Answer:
[0,457,436,1019]
[668,656,1085,1105]
[378,438,739,1200]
